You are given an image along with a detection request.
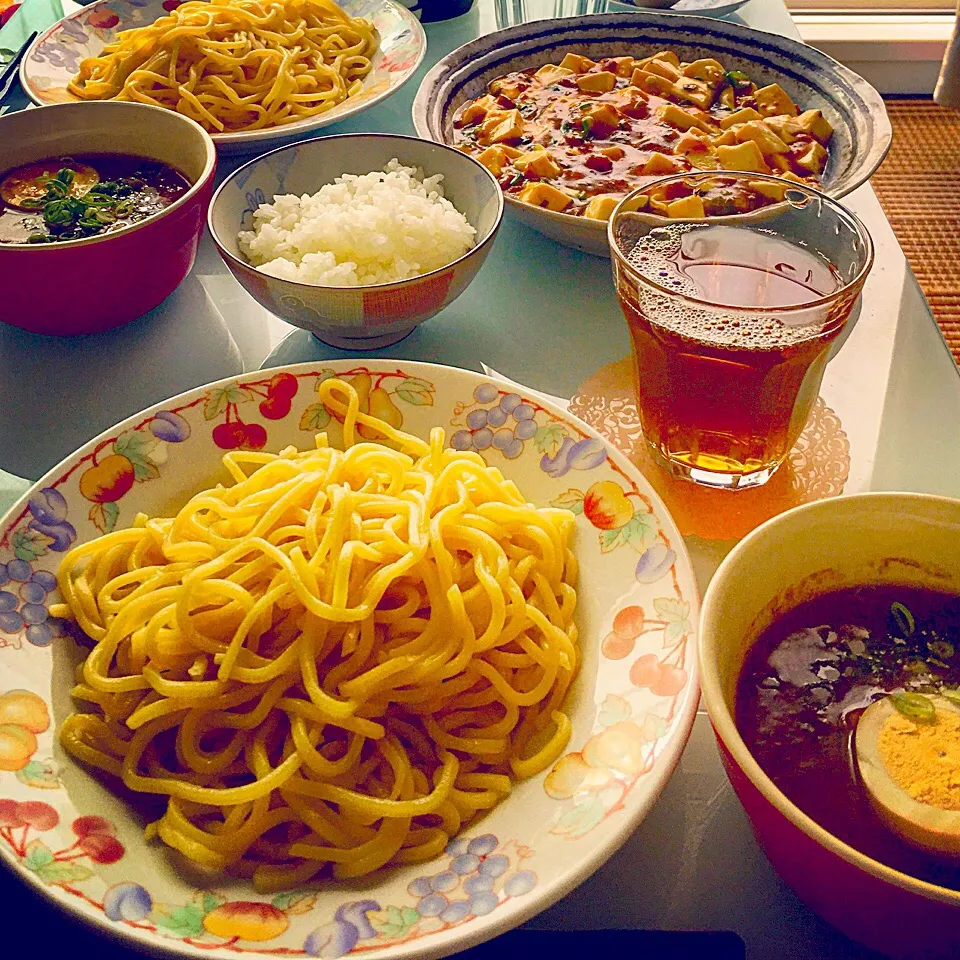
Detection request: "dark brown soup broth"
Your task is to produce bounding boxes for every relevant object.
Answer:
[736,585,960,889]
[0,154,190,245]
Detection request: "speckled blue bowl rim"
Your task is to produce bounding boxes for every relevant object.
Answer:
[412,12,891,200]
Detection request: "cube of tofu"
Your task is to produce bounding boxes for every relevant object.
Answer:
[682,58,725,84]
[658,103,712,133]
[477,108,524,145]
[717,140,770,173]
[763,114,800,145]
[600,145,625,161]
[795,108,834,144]
[582,102,621,138]
[513,149,561,179]
[736,120,790,155]
[476,146,514,177]
[768,154,794,173]
[718,85,736,111]
[643,152,683,176]
[583,194,621,221]
[712,129,739,147]
[795,140,828,175]
[747,179,788,202]
[630,69,675,98]
[576,71,617,94]
[675,132,709,155]
[686,150,720,171]
[608,56,638,78]
[638,50,680,69]
[672,77,716,110]
[518,181,573,212]
[719,107,763,130]
[460,94,497,126]
[559,53,595,74]
[534,64,576,86]
[488,78,526,101]
[644,58,682,82]
[753,83,798,118]
[667,195,706,218]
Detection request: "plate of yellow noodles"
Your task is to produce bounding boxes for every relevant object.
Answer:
[19,0,426,153]
[0,360,698,959]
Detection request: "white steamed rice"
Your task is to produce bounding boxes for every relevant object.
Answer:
[238,159,477,287]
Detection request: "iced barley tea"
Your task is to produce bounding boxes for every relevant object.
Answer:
[613,220,861,488]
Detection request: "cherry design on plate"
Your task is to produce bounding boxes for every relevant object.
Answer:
[0,800,125,884]
[543,593,692,839]
[259,372,299,420]
[208,375,300,451]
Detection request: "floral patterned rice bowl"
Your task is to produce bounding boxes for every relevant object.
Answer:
[0,360,699,959]
[21,0,426,155]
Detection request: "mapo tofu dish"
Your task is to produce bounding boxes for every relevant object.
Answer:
[453,50,833,220]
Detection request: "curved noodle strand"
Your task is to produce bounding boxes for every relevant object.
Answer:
[56,377,579,890]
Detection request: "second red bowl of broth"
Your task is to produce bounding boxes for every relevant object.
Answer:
[700,493,960,958]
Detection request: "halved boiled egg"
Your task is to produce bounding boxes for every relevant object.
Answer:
[856,693,960,856]
[0,160,99,210]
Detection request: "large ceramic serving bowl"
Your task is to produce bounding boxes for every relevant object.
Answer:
[412,13,891,257]
[21,0,425,156]
[0,359,699,959]
[700,493,960,959]
[209,135,504,350]
[0,101,216,336]
[610,0,751,14]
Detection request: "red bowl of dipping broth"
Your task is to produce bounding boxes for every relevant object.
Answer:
[0,101,216,336]
[700,493,960,959]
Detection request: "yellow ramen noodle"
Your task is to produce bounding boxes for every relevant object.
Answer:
[55,378,579,891]
[67,0,379,133]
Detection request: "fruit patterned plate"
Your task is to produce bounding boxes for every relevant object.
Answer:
[19,0,426,156]
[0,360,699,960]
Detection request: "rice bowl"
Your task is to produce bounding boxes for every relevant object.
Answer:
[238,160,477,287]
[208,133,504,349]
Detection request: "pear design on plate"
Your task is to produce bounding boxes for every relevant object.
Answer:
[359,388,403,440]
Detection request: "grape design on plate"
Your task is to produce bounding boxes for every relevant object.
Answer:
[0,562,63,647]
[406,834,536,922]
[451,383,540,458]
[303,835,538,958]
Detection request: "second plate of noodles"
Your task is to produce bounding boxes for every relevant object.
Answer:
[21,0,426,152]
[55,378,580,892]
[0,360,699,959]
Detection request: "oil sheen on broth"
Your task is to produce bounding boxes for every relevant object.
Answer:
[619,223,842,476]
[736,586,960,890]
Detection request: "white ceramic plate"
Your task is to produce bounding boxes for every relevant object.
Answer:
[0,360,699,959]
[20,0,426,155]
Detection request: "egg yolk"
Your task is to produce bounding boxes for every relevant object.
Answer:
[878,707,960,811]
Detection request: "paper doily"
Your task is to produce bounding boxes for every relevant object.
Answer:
[571,358,851,542]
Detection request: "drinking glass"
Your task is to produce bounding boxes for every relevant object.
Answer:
[608,171,874,490]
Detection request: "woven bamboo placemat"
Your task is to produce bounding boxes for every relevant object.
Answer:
[872,98,960,364]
